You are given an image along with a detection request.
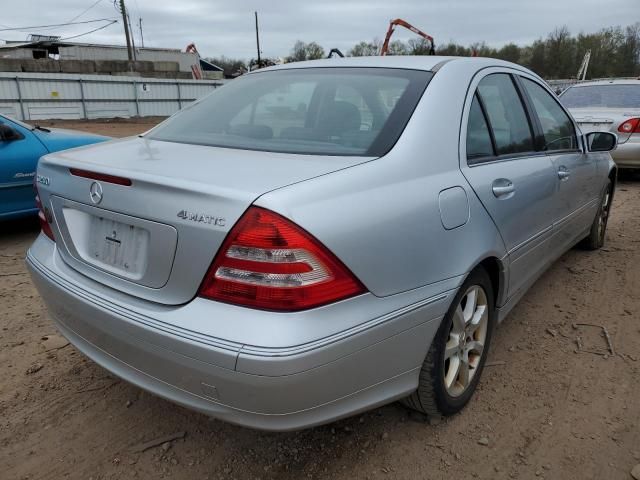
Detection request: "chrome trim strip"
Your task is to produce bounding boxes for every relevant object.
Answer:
[553,197,599,228]
[508,225,552,256]
[240,292,450,357]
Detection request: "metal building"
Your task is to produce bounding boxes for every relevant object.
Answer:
[0,39,224,80]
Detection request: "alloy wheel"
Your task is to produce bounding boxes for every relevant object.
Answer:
[443,285,489,397]
[597,187,611,244]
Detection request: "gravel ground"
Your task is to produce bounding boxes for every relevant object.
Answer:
[1,119,639,480]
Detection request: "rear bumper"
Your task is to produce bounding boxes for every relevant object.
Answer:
[26,235,452,431]
[612,139,640,168]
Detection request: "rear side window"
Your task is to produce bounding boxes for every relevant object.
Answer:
[466,94,495,163]
[521,78,577,152]
[149,68,432,156]
[477,74,535,156]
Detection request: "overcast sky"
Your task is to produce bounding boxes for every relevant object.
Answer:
[1,0,635,60]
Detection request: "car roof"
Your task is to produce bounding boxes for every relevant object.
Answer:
[253,55,531,74]
[567,78,640,87]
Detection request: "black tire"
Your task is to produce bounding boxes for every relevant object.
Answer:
[581,179,612,251]
[402,267,495,417]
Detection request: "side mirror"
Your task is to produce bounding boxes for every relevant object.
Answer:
[0,123,24,142]
[586,131,617,153]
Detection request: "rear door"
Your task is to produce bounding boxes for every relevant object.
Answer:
[460,70,557,299]
[0,117,46,218]
[517,75,599,251]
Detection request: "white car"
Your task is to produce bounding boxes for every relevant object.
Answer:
[560,79,640,170]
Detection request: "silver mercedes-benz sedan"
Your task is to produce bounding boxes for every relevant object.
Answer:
[27,56,617,431]
[560,79,640,170]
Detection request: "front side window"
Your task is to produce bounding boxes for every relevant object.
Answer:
[466,94,494,164]
[149,68,432,156]
[521,78,577,152]
[477,74,535,156]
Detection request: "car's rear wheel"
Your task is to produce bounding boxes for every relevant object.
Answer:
[581,179,612,250]
[402,268,495,417]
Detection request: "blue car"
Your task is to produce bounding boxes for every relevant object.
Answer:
[0,114,108,220]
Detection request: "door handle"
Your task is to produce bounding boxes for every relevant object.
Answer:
[557,166,570,181]
[492,179,515,198]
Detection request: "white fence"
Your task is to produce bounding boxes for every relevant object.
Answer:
[0,72,225,121]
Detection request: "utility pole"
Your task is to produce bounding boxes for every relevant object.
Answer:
[139,18,144,48]
[119,0,133,62]
[127,10,137,61]
[254,11,261,68]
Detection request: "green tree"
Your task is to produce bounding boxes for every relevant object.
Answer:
[205,56,247,77]
[407,38,433,55]
[615,24,640,76]
[305,42,326,60]
[496,43,521,63]
[287,41,326,62]
[386,40,408,55]
[545,26,577,79]
[525,40,547,77]
[435,42,470,56]
[349,40,380,57]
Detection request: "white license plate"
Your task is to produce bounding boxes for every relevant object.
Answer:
[88,216,149,275]
[578,122,610,132]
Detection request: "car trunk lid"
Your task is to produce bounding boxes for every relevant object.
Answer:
[570,107,640,143]
[38,137,372,305]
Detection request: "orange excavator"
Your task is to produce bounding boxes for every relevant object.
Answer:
[380,18,435,56]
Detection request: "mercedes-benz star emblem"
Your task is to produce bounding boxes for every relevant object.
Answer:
[89,181,103,204]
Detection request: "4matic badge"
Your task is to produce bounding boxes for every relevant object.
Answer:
[177,210,226,227]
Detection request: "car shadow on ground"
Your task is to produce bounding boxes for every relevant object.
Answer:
[0,216,40,239]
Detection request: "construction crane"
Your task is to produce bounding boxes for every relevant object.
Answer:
[576,50,591,81]
[380,18,435,56]
[185,43,203,79]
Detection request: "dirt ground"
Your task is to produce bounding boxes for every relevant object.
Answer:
[30,117,166,138]
[1,120,639,480]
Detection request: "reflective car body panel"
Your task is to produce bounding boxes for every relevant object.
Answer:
[27,56,615,430]
[0,114,108,220]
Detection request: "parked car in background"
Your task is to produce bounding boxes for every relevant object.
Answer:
[0,114,108,220]
[27,57,617,431]
[560,79,640,170]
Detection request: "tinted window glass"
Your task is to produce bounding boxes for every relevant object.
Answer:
[521,78,577,151]
[560,84,640,109]
[477,74,534,156]
[467,94,494,163]
[149,68,432,156]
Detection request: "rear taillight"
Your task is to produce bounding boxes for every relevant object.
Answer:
[69,168,132,186]
[34,181,54,242]
[618,118,640,134]
[198,207,366,311]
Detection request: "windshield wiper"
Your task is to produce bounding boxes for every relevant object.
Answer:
[33,124,51,133]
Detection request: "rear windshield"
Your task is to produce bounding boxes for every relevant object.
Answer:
[148,67,432,156]
[560,84,640,109]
